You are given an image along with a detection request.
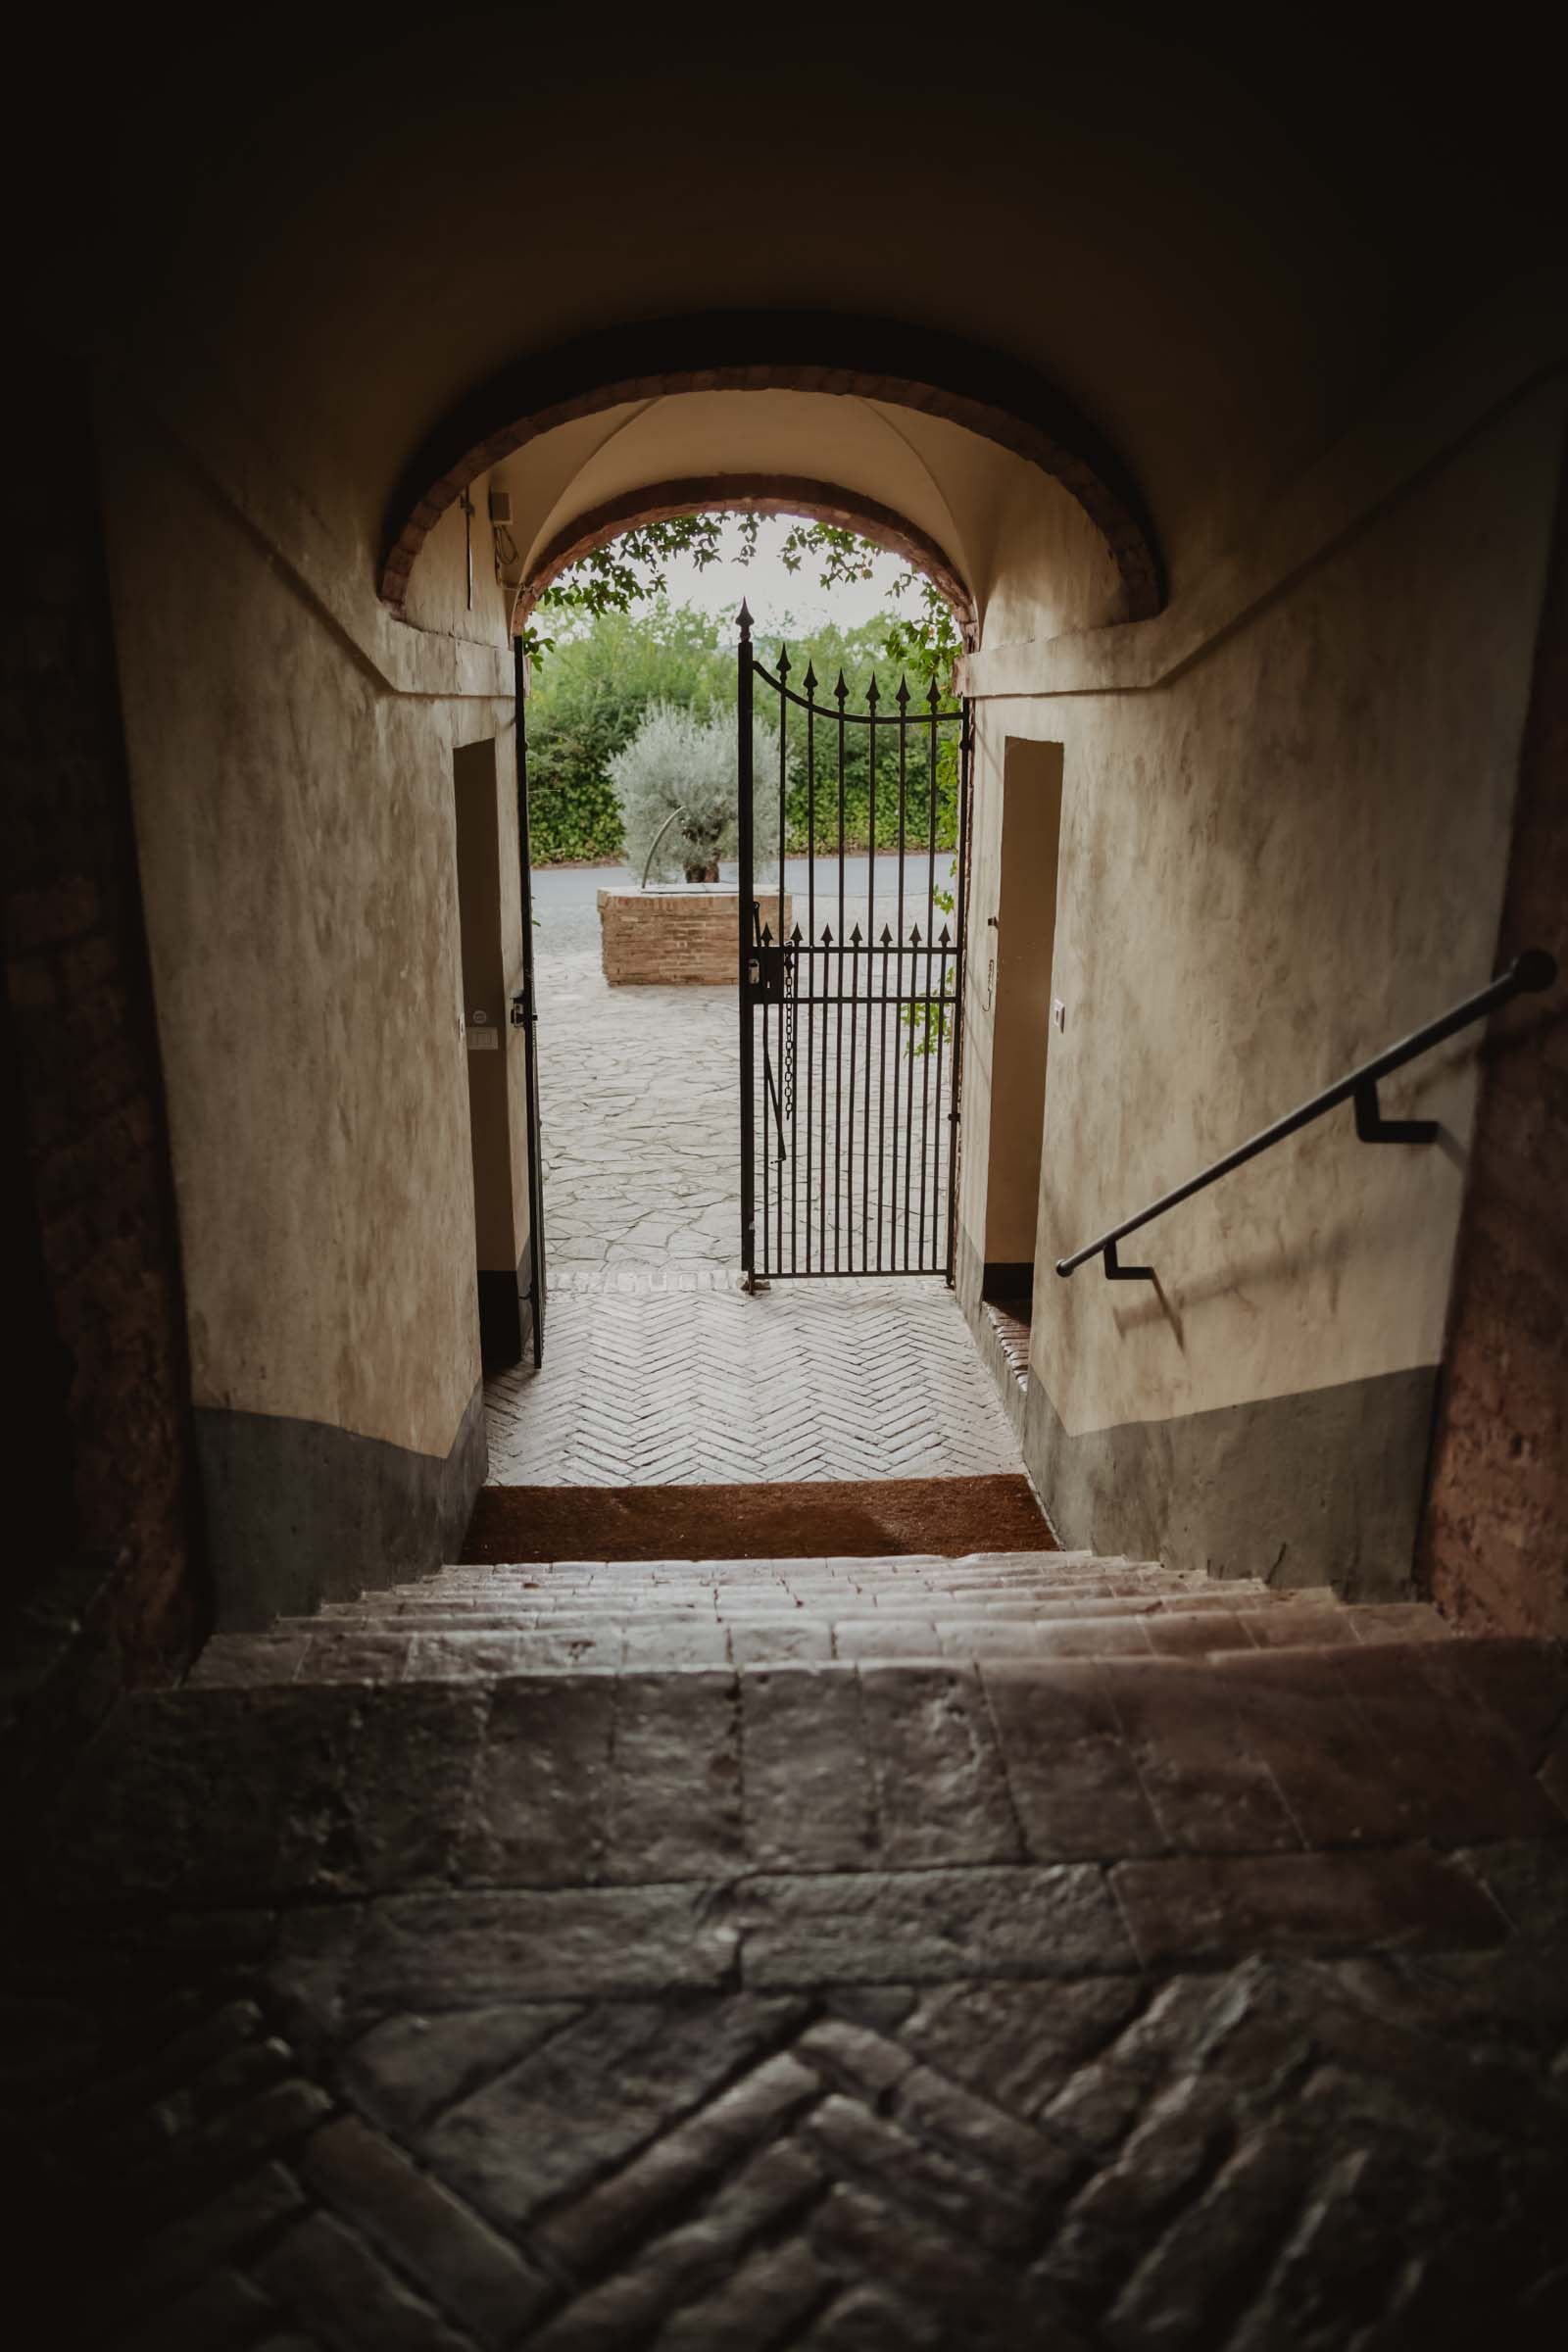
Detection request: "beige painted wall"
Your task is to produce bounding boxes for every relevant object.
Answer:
[97,392,510,1462]
[956,378,1568,1454]
[402,484,514,648]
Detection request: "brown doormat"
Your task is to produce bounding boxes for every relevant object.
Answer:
[461,1476,1054,1563]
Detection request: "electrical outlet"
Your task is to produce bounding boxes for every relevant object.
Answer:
[1053,998,1066,1033]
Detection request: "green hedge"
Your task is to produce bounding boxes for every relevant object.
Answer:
[525,602,958,864]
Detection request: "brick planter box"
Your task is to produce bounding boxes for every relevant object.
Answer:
[598,886,793,985]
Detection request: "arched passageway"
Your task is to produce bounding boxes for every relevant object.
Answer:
[9,21,1568,2341]
[487,492,1008,1489]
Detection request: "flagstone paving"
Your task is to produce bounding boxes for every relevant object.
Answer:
[532,942,739,1279]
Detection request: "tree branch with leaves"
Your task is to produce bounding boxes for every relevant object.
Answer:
[517,511,962,686]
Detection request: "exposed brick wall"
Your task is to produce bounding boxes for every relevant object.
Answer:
[599,890,792,986]
[2,397,207,1763]
[1419,430,1568,1637]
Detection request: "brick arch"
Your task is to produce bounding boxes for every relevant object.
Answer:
[515,476,975,634]
[379,313,1163,620]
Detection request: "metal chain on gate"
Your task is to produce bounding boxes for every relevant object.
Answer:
[782,935,797,1125]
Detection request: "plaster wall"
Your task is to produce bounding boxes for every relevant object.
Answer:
[400,481,514,647]
[95,393,514,1622]
[956,379,1568,1590]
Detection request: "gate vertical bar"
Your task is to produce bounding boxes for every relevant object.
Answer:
[891,678,908,1267]
[834,671,848,1267]
[779,649,796,1274]
[861,677,879,1265]
[805,665,816,1272]
[738,603,757,1290]
[514,636,547,1364]
[945,698,974,1285]
[917,679,939,1271]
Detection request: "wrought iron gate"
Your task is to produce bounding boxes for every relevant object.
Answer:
[738,603,970,1287]
[513,637,546,1362]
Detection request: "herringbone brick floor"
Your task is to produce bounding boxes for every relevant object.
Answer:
[486,1276,1023,1485]
[20,1593,1568,2348]
[488,920,1017,1486]
[21,1944,1568,2352]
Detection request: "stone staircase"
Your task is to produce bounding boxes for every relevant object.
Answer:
[33,1542,1568,2347]
[190,1549,1453,1687]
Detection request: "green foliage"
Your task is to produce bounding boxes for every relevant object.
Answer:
[611,703,783,883]
[521,514,761,662]
[521,513,964,687]
[765,518,964,688]
[524,607,732,863]
[900,881,957,1055]
[525,601,962,867]
[757,620,961,858]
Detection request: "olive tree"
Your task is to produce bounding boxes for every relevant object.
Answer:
[610,703,785,885]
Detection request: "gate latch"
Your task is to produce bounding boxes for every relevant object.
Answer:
[747,942,795,1003]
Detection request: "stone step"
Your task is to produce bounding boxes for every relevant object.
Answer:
[409,1551,1166,1578]
[70,1637,1563,1925]
[187,1595,1438,1689]
[288,1584,1334,1635]
[351,1557,1230,1601]
[487,1550,1157,1570]
[366,1571,1226,1603]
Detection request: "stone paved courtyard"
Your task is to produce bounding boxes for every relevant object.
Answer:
[486,865,1018,1486]
[529,916,737,1280]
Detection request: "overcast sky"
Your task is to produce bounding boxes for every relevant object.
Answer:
[645,514,911,636]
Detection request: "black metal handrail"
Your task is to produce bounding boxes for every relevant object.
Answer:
[1056,949,1557,1282]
